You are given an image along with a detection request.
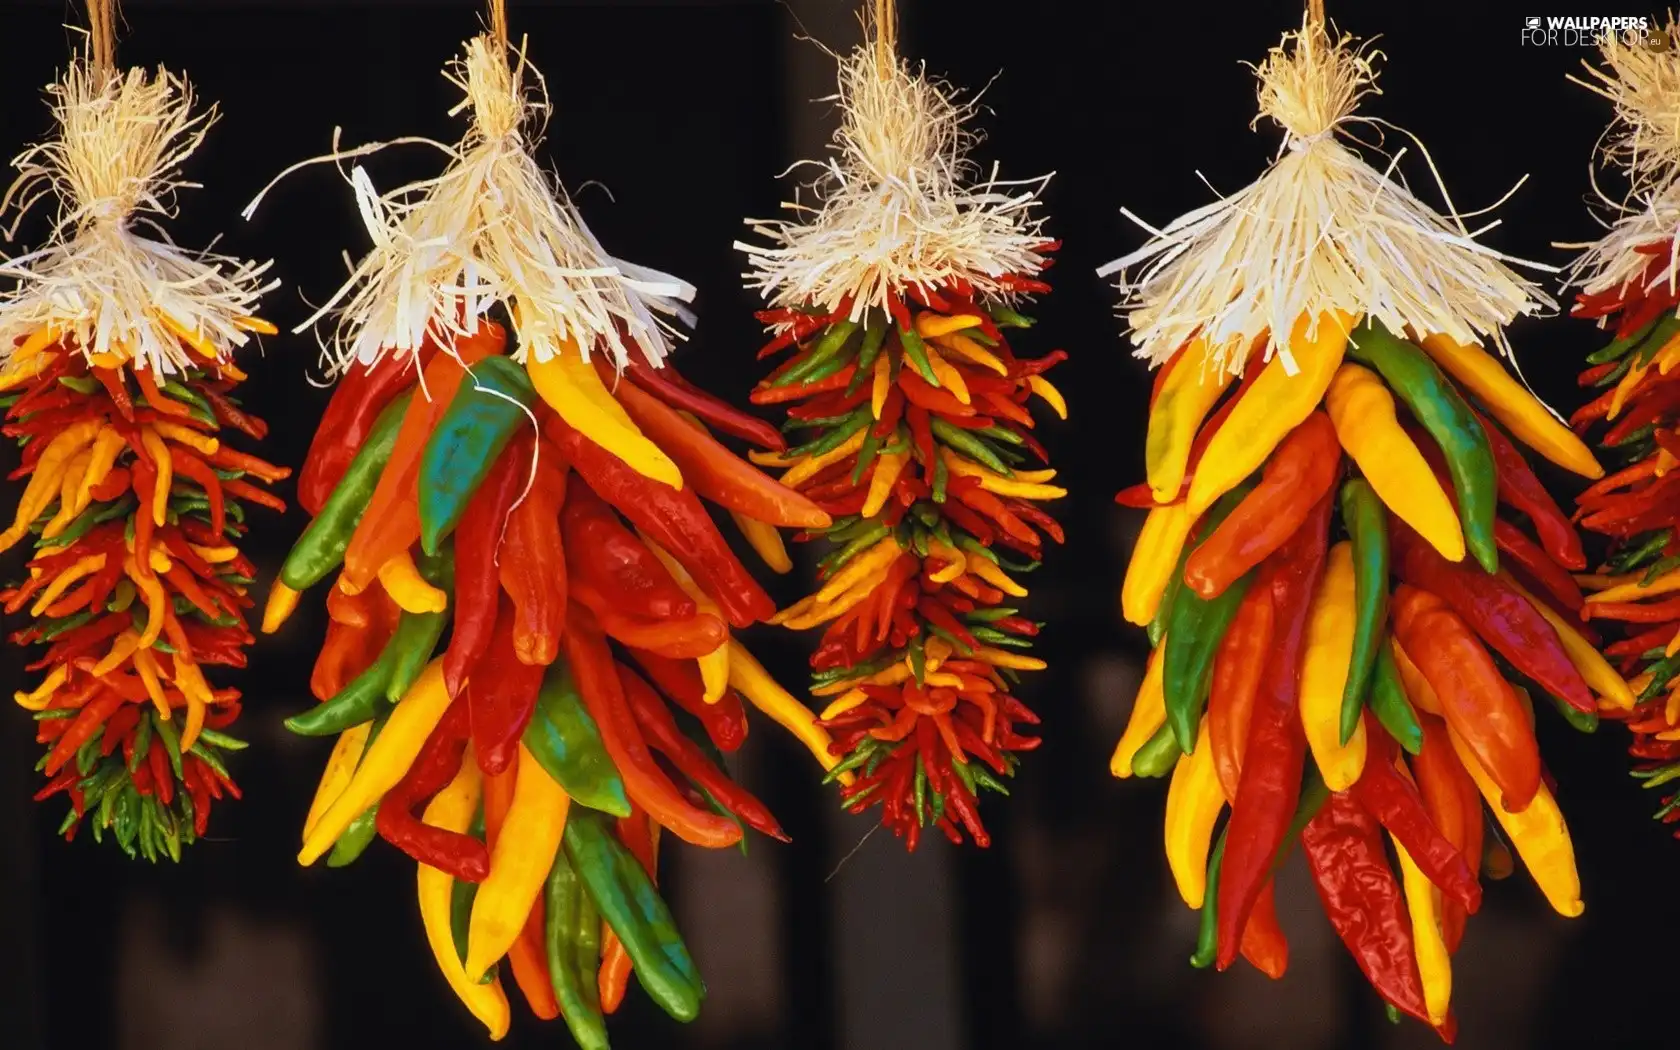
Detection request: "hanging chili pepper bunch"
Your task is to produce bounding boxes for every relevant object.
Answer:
[0,54,283,858]
[1105,19,1628,1035]
[257,29,844,1044]
[1561,27,1680,825]
[735,11,1064,850]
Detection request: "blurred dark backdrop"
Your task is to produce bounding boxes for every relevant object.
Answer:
[0,1,1673,1048]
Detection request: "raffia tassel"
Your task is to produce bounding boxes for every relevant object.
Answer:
[257,34,695,378]
[1101,17,1552,377]
[1562,25,1680,302]
[736,44,1050,323]
[0,59,275,375]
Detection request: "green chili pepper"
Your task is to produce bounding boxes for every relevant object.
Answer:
[989,305,1034,329]
[419,357,535,555]
[1636,314,1680,365]
[284,641,396,736]
[1369,648,1424,756]
[385,546,454,703]
[1547,688,1599,733]
[791,406,871,457]
[58,374,100,395]
[1191,828,1227,968]
[929,418,1012,475]
[776,320,859,388]
[546,845,609,1049]
[1610,529,1672,573]
[563,809,703,1022]
[1347,320,1499,573]
[523,658,631,816]
[39,610,94,642]
[326,803,380,867]
[849,429,883,485]
[1339,479,1389,745]
[1130,723,1183,778]
[1588,315,1659,364]
[1593,353,1635,389]
[1162,484,1256,751]
[151,712,184,780]
[281,393,412,590]
[898,325,940,385]
[853,313,889,376]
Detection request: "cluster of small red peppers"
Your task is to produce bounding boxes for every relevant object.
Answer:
[0,321,286,859]
[1570,240,1680,822]
[749,267,1067,850]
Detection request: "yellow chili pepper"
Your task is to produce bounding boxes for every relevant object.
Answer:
[303,722,372,841]
[642,536,730,704]
[31,553,106,616]
[726,642,851,785]
[729,510,793,574]
[300,660,454,865]
[1418,333,1603,480]
[12,326,58,361]
[1392,834,1453,1023]
[1446,725,1583,917]
[1501,574,1636,711]
[925,540,966,584]
[92,629,142,678]
[815,535,900,604]
[417,758,510,1040]
[939,448,1067,501]
[528,347,682,490]
[0,419,102,552]
[190,544,240,564]
[155,310,223,363]
[133,647,171,720]
[775,580,877,630]
[863,451,910,517]
[933,332,1008,376]
[138,426,173,527]
[234,314,279,336]
[913,312,983,339]
[973,645,1046,672]
[780,428,867,489]
[1164,719,1226,908]
[871,351,893,419]
[1608,353,1653,421]
[1121,501,1194,626]
[819,688,870,722]
[1299,542,1368,789]
[263,581,301,635]
[1584,567,1680,605]
[1027,374,1068,420]
[378,550,449,614]
[76,426,127,513]
[466,744,572,980]
[1326,362,1467,563]
[966,553,1027,598]
[1188,311,1354,516]
[924,347,971,405]
[124,556,167,649]
[0,349,56,391]
[1111,646,1166,777]
[14,665,68,712]
[153,420,219,456]
[40,451,91,538]
[1146,336,1234,503]
[171,653,214,753]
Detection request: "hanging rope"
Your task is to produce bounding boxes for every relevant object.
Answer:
[872,0,897,77]
[488,0,509,56]
[86,0,119,78]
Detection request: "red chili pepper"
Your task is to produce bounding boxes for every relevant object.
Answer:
[1494,519,1584,616]
[548,418,774,628]
[1216,488,1332,970]
[200,385,268,441]
[1390,522,1593,713]
[1472,409,1586,570]
[443,437,526,697]
[625,357,782,451]
[469,599,546,777]
[1239,878,1288,979]
[1302,790,1431,1022]
[1350,715,1482,912]
[750,365,855,404]
[1185,412,1341,599]
[613,372,828,528]
[563,606,741,848]
[376,697,491,882]
[616,663,787,841]
[222,477,285,514]
[497,441,568,666]
[43,691,128,777]
[1410,712,1483,953]
[92,367,132,420]
[1392,584,1541,812]
[1208,577,1275,802]
[577,594,728,660]
[624,648,748,753]
[898,370,976,418]
[171,449,226,536]
[1584,593,1680,622]
[299,351,425,515]
[562,483,697,621]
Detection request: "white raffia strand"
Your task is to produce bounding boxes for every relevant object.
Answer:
[271,35,695,377]
[0,60,275,375]
[736,44,1050,323]
[1101,19,1552,377]
[1562,26,1680,303]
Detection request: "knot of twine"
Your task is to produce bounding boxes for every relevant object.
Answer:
[463,34,525,145]
[1254,19,1376,148]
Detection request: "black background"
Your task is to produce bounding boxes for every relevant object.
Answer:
[1,1,1675,1048]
